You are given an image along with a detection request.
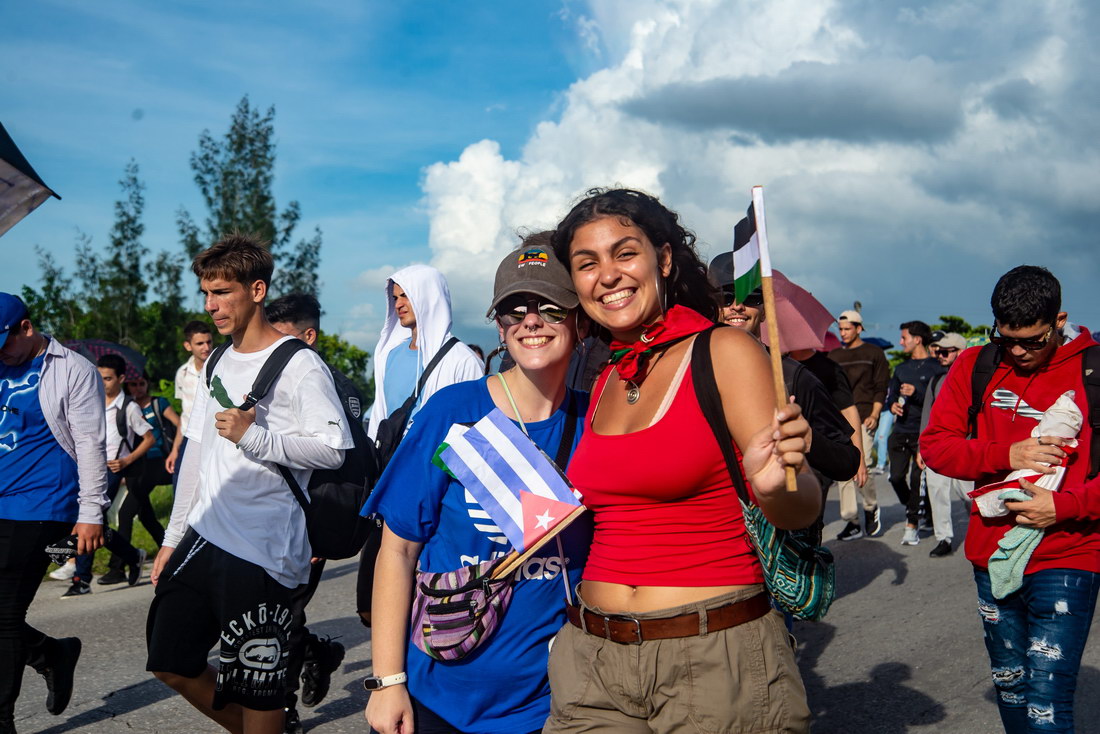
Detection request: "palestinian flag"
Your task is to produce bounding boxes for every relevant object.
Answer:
[732,203,762,304]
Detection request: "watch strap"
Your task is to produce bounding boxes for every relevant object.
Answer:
[364,672,408,690]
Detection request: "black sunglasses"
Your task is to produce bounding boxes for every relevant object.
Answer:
[933,348,958,358]
[987,326,1054,352]
[496,297,569,326]
[721,289,763,309]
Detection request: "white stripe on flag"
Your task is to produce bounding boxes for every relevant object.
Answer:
[447,438,523,520]
[476,419,560,500]
[732,231,760,278]
[751,186,772,277]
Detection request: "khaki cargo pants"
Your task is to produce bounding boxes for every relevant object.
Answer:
[544,585,810,734]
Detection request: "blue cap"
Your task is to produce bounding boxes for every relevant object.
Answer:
[0,293,29,350]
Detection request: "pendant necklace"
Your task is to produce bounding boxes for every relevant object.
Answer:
[624,335,663,406]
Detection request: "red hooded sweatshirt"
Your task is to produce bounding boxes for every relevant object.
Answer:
[921,326,1100,573]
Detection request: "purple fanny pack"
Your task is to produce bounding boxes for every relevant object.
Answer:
[410,556,516,662]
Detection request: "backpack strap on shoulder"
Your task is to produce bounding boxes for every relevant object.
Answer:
[689,326,752,506]
[204,340,232,387]
[968,344,1001,439]
[1082,345,1100,480]
[239,339,311,410]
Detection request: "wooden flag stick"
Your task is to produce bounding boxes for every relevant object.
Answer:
[490,505,588,580]
[752,186,798,493]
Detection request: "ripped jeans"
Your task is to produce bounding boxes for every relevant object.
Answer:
[974,568,1100,733]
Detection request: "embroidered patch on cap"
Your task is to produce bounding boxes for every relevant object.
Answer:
[518,249,548,267]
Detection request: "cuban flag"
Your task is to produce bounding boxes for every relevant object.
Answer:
[437,409,583,553]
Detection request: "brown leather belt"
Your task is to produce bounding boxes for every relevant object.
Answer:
[566,592,771,645]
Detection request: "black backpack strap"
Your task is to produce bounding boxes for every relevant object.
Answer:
[968,344,1001,439]
[414,337,460,398]
[238,340,311,410]
[1082,345,1100,480]
[689,327,752,506]
[115,394,134,457]
[204,340,232,387]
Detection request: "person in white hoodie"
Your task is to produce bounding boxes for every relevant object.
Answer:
[358,264,483,628]
[365,264,483,438]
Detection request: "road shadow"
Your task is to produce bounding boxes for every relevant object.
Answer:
[30,678,175,734]
[826,537,908,601]
[798,623,945,733]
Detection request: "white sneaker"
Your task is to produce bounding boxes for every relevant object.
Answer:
[49,561,75,581]
[901,527,920,546]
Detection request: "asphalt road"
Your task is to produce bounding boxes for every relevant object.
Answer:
[14,473,1100,733]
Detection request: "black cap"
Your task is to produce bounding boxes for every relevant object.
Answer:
[486,245,579,318]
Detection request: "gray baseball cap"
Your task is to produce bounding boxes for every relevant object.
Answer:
[486,243,579,318]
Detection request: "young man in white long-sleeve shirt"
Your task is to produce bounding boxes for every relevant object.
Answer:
[146,234,351,734]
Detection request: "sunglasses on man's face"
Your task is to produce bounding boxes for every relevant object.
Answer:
[496,297,569,326]
[933,348,958,358]
[721,289,763,309]
[987,326,1055,352]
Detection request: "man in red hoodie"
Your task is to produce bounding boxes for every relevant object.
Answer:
[922,265,1099,734]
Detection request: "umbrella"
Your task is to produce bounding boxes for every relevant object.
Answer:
[63,339,146,381]
[0,122,60,238]
[863,336,894,350]
[757,270,835,353]
[822,330,843,352]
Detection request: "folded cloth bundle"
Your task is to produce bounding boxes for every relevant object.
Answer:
[970,391,1083,518]
[987,489,1044,599]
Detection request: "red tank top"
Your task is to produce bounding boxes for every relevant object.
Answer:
[568,362,763,587]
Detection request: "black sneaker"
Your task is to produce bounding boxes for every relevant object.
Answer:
[929,540,953,558]
[60,581,91,599]
[42,637,81,715]
[128,548,147,586]
[96,570,127,586]
[837,522,863,541]
[300,637,345,708]
[284,707,304,734]
[864,507,882,537]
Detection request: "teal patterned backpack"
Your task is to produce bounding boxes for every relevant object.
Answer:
[690,328,836,621]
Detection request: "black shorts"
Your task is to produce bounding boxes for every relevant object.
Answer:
[146,530,296,711]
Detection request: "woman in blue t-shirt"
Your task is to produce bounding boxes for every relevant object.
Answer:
[363,233,592,734]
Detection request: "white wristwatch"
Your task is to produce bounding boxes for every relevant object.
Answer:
[363,672,408,691]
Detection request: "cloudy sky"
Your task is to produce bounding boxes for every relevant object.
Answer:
[5,0,1098,359]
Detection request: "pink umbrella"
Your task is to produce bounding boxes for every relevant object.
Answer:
[758,270,836,353]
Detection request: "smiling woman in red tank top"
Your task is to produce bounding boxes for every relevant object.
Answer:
[543,188,820,734]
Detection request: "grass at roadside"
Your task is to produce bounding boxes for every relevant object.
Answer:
[45,484,173,580]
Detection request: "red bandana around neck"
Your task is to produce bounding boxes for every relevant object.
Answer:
[609,305,715,383]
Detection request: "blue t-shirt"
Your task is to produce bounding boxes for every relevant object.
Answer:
[0,352,80,522]
[363,377,591,734]
[141,397,172,458]
[383,340,423,417]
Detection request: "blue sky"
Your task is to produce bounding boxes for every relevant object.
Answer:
[5,0,1100,359]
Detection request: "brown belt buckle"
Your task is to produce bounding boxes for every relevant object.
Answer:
[606,614,643,645]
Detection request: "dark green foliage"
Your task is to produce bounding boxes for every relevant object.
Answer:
[24,100,366,393]
[316,331,373,403]
[177,95,322,298]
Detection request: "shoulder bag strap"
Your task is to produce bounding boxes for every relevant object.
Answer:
[414,337,460,399]
[689,327,752,506]
[968,343,1001,439]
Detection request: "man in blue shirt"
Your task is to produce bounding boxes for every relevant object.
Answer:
[0,293,109,734]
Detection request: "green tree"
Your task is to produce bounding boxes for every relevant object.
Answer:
[315,331,373,403]
[176,95,322,297]
[22,161,207,380]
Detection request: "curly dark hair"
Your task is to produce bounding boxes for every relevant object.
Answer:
[991,265,1061,329]
[550,188,719,321]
